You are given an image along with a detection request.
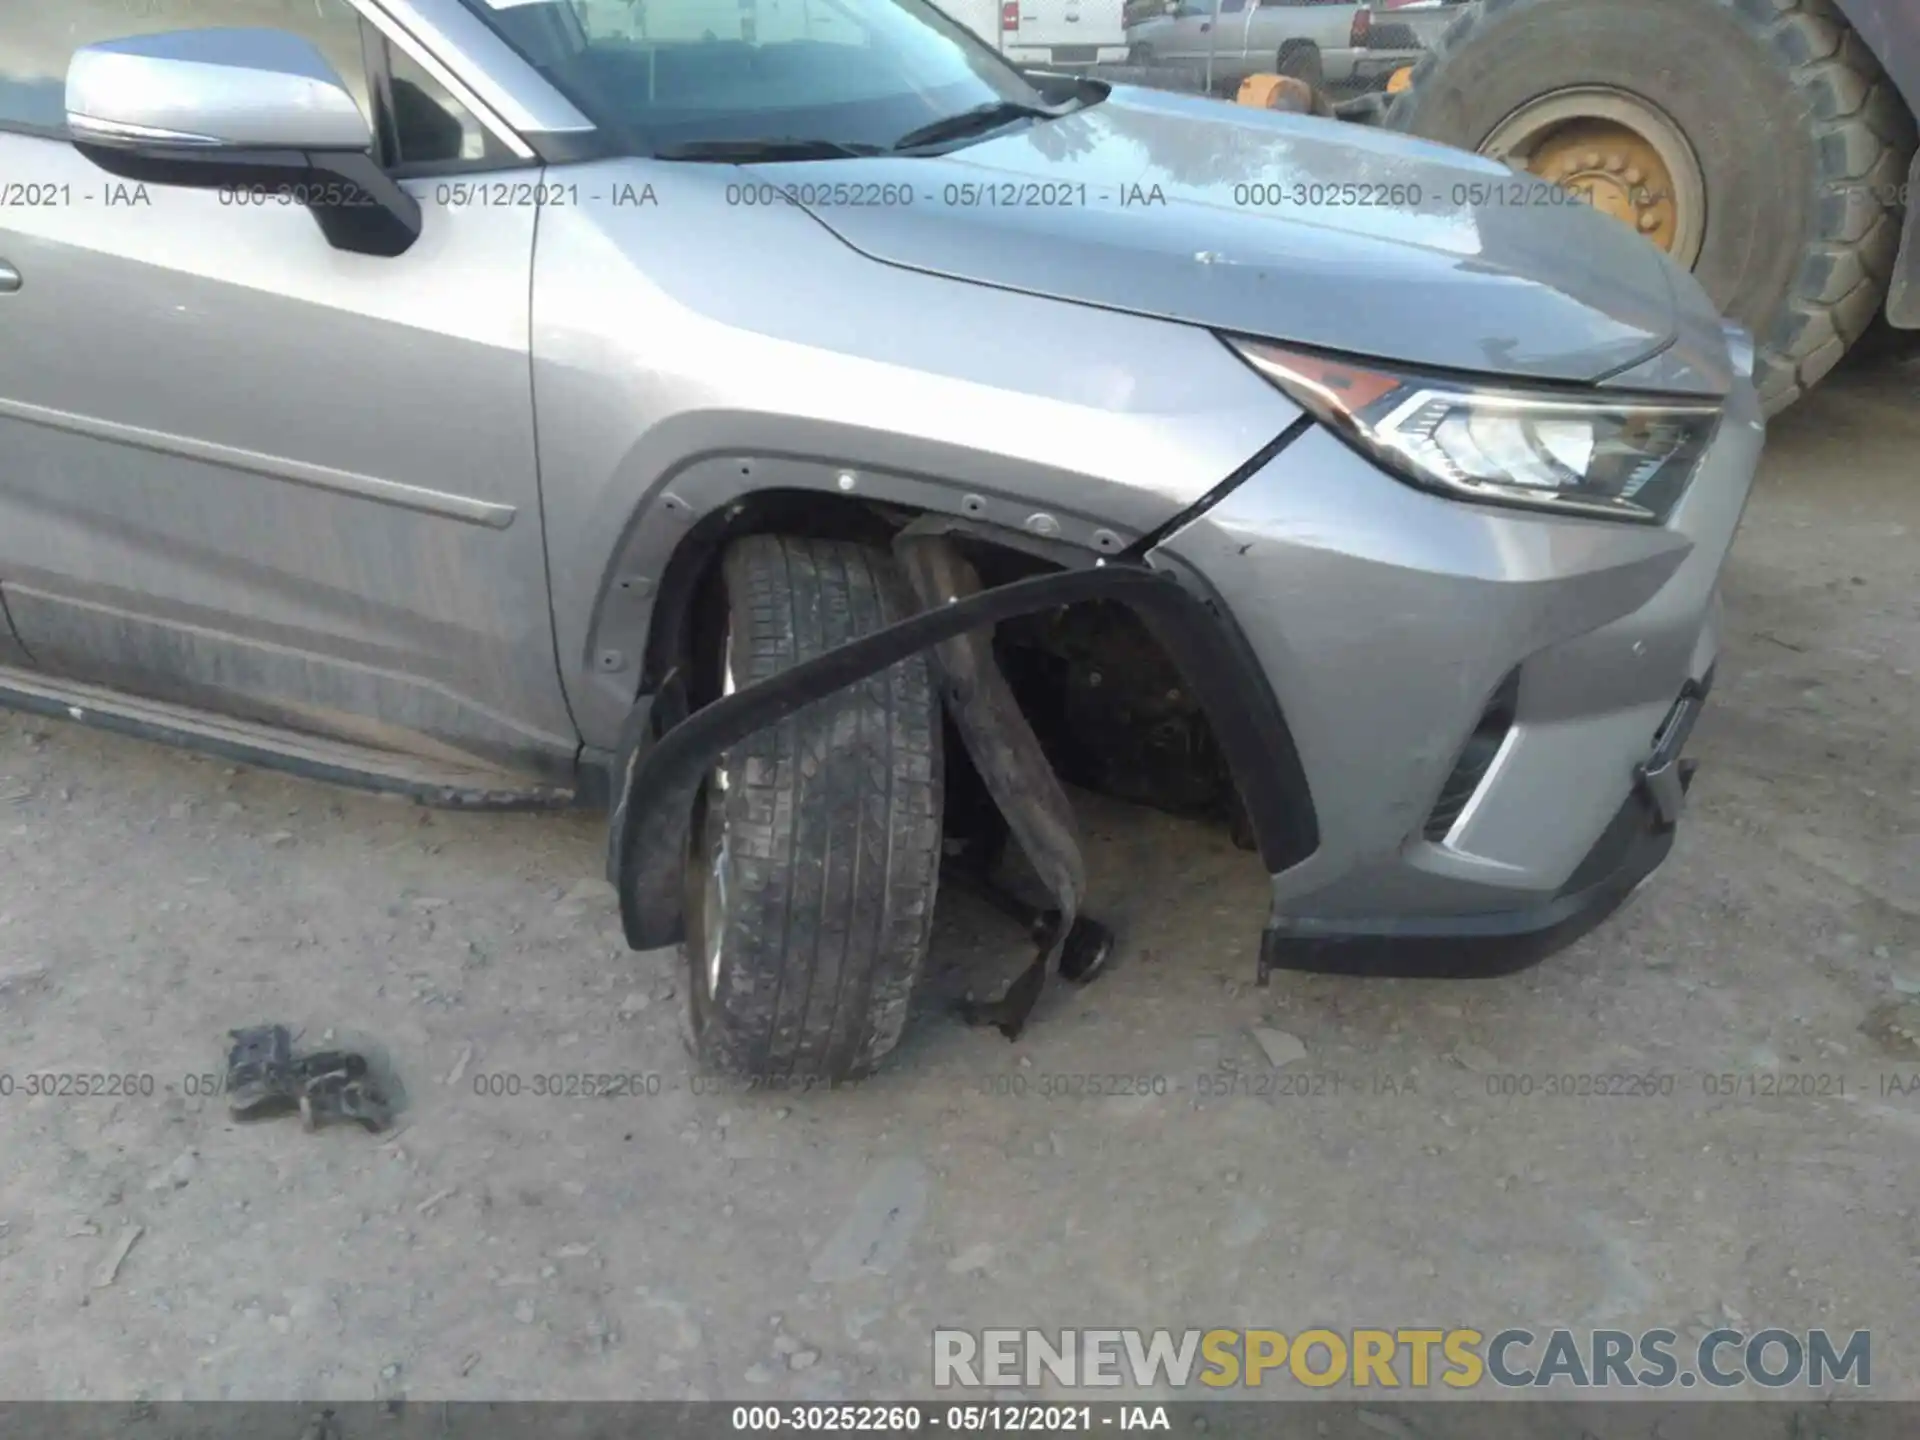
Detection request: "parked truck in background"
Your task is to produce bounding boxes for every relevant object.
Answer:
[1365,0,1461,54]
[999,0,1130,68]
[1128,0,1430,97]
[584,0,1126,68]
[1381,0,1920,415]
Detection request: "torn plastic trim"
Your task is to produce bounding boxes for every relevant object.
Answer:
[608,560,1319,952]
[895,533,1088,940]
[896,531,1096,1038]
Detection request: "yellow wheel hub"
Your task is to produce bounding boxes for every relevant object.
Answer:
[1527,119,1680,252]
[1478,89,1707,270]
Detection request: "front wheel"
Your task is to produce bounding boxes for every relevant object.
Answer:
[1387,0,1916,414]
[683,534,944,1085]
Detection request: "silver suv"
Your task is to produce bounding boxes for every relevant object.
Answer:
[0,0,1759,1082]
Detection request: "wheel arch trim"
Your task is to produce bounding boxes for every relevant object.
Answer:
[576,454,1153,745]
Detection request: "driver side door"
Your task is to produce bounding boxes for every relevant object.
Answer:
[0,0,579,779]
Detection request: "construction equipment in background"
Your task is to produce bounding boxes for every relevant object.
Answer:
[1235,0,1920,416]
[1126,0,1423,100]
[1236,71,1335,116]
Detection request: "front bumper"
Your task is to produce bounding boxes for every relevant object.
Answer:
[1259,671,1706,977]
[1152,377,1763,975]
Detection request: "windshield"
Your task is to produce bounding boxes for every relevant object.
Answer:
[457,0,1057,154]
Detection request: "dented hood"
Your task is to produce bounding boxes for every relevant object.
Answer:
[749,86,1686,384]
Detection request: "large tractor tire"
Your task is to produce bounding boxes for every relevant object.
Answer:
[1387,0,1916,414]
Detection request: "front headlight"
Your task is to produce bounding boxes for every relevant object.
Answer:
[1224,336,1722,524]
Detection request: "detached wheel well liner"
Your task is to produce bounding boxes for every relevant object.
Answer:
[609,561,1321,951]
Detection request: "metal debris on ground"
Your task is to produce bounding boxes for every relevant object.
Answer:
[223,1024,394,1133]
[443,1041,475,1087]
[91,1224,144,1288]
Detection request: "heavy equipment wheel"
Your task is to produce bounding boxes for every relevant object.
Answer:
[683,535,943,1084]
[1387,0,1916,414]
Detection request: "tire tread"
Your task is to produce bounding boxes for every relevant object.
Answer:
[695,534,941,1082]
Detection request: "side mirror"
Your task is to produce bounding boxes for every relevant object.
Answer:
[65,28,422,257]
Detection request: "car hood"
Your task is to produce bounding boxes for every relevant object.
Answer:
[747,86,1692,385]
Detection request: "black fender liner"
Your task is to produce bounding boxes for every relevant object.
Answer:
[607,559,1319,953]
[896,531,1095,1036]
[896,531,1088,941]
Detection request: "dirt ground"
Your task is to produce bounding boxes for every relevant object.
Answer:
[0,357,1915,1410]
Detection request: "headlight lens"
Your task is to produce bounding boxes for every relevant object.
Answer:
[1225,336,1722,524]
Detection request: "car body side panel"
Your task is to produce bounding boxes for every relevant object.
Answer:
[0,131,578,777]
[526,158,1303,749]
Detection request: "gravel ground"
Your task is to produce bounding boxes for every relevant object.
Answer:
[0,358,1914,1408]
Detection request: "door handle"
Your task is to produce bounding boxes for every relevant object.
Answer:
[0,261,19,295]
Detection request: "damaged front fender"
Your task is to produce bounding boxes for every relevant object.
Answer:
[606,557,1319,954]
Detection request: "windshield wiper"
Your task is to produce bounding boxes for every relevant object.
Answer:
[890,101,1060,153]
[651,138,883,162]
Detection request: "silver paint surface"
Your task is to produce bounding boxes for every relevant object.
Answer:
[753,86,1703,384]
[0,0,1761,926]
